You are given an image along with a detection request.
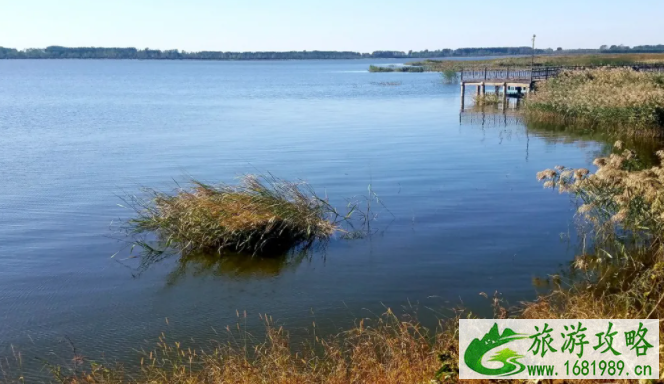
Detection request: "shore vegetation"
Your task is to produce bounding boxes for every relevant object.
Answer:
[525,68,664,135]
[411,52,664,73]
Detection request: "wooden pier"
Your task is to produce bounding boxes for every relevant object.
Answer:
[460,64,664,109]
[460,68,533,108]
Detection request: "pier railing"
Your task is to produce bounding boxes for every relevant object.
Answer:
[462,64,664,83]
[461,67,531,82]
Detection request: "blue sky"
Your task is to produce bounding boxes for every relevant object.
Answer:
[2,0,662,51]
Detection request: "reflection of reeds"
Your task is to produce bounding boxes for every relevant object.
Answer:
[163,249,309,284]
[370,81,402,86]
[525,68,664,135]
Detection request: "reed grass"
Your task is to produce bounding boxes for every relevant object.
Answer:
[537,140,664,253]
[472,93,501,106]
[440,69,457,84]
[368,65,425,73]
[530,143,664,380]
[13,310,458,384]
[124,175,341,255]
[525,68,664,135]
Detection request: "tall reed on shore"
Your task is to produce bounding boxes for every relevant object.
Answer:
[525,68,664,135]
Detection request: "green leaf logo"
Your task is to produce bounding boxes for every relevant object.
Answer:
[464,323,528,376]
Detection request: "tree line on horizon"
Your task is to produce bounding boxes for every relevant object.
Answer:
[599,44,664,53]
[0,44,662,60]
[0,46,551,60]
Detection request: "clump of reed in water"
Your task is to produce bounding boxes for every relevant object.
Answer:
[368,65,425,73]
[126,175,342,255]
[440,69,457,84]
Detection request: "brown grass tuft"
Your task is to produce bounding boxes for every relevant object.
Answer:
[125,175,341,255]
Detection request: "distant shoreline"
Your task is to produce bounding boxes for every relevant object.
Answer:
[0,45,624,61]
[2,45,662,61]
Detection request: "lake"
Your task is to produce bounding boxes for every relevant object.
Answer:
[0,59,606,374]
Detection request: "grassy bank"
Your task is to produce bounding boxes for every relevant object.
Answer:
[8,145,663,383]
[525,68,664,135]
[411,52,664,72]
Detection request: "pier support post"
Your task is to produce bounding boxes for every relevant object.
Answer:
[503,82,508,105]
[480,82,485,96]
[476,85,481,96]
[460,83,465,110]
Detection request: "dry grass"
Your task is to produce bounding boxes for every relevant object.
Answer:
[525,68,664,135]
[18,311,458,384]
[124,175,341,255]
[411,52,664,72]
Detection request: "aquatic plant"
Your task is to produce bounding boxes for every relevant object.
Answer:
[440,69,457,84]
[121,174,389,257]
[124,175,343,255]
[472,93,501,106]
[368,65,425,73]
[525,68,664,134]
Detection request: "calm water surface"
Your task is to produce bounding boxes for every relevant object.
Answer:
[1,59,606,371]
